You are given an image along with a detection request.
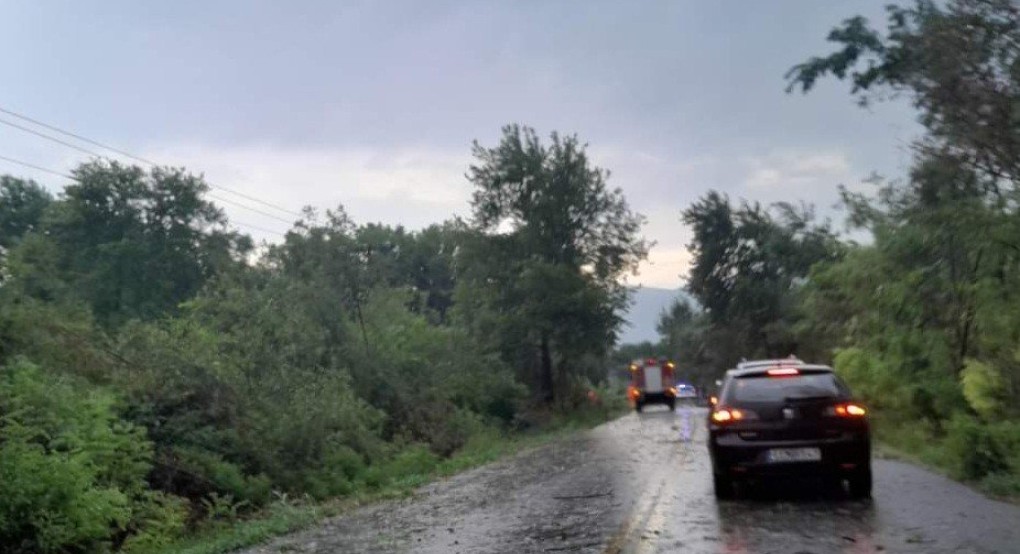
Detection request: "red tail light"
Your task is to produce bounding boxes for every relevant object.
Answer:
[711,408,737,423]
[827,403,867,417]
[711,407,757,423]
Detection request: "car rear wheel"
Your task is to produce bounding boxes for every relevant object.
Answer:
[848,467,872,499]
[635,400,643,413]
[713,472,734,499]
[667,398,676,411]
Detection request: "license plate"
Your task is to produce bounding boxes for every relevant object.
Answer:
[766,447,821,463]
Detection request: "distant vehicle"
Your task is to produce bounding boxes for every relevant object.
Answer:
[627,358,677,412]
[707,360,871,499]
[672,381,698,399]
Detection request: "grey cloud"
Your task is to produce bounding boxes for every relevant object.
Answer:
[0,0,923,286]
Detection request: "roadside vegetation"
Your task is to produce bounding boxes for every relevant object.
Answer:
[649,0,1020,500]
[0,126,640,552]
[164,406,624,554]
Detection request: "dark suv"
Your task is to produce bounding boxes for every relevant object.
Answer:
[707,362,871,499]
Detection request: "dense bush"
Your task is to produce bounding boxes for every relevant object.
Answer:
[943,415,1011,481]
[0,359,187,552]
[0,271,539,551]
[113,295,386,502]
[347,289,526,446]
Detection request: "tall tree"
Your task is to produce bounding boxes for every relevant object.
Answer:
[788,1,1020,478]
[682,192,840,366]
[462,124,648,403]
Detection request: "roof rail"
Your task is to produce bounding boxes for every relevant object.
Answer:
[735,358,805,370]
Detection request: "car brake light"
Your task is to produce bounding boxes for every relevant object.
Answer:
[711,409,734,422]
[828,403,867,417]
[767,368,799,376]
[711,407,752,423]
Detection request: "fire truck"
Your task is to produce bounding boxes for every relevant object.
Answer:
[627,357,678,412]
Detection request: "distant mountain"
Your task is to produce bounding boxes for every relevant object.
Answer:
[618,286,692,345]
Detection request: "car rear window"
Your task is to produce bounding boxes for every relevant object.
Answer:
[726,373,847,403]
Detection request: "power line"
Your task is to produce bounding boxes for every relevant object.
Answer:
[0,154,74,179]
[0,106,159,165]
[0,153,287,237]
[206,193,297,225]
[0,105,304,217]
[228,220,288,237]
[0,117,296,225]
[0,116,104,158]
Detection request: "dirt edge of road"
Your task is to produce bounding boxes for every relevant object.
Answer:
[170,408,628,554]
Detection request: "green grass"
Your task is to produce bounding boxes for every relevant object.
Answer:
[167,503,321,554]
[154,405,626,554]
[873,415,1020,504]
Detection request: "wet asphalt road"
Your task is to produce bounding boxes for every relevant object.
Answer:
[241,406,1020,554]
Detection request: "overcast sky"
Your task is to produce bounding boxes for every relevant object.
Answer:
[1,1,919,288]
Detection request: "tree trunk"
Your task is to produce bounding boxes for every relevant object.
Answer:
[539,334,555,404]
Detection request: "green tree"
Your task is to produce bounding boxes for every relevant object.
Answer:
[462,125,648,403]
[655,298,719,386]
[0,176,52,251]
[0,177,53,285]
[789,0,1020,394]
[791,0,1020,485]
[6,162,252,327]
[788,0,1020,188]
[353,221,466,323]
[682,192,840,367]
